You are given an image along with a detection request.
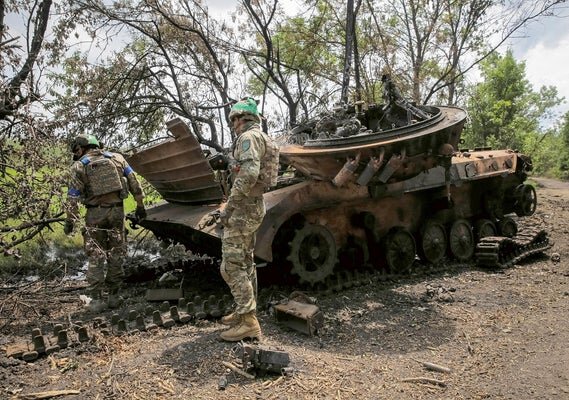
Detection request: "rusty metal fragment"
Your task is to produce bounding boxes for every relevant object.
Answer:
[127,118,223,204]
[145,288,184,302]
[273,300,323,336]
[234,343,291,374]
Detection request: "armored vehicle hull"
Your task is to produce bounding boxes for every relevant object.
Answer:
[126,117,540,286]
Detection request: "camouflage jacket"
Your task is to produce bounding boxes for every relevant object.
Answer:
[227,122,279,209]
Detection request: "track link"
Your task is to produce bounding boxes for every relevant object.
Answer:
[475,227,551,268]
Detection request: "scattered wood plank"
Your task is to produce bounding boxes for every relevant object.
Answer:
[13,389,81,399]
[412,359,452,373]
[221,361,255,379]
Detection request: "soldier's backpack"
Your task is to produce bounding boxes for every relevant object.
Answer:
[80,152,124,197]
[259,133,280,188]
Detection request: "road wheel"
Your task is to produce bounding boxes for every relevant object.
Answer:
[383,227,416,273]
[418,220,447,264]
[498,217,518,238]
[448,219,474,261]
[288,223,337,285]
[474,219,497,242]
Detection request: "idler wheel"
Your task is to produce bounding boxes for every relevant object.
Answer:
[514,184,537,216]
[448,219,474,261]
[418,220,447,264]
[498,217,518,238]
[383,227,416,273]
[474,219,497,242]
[288,223,337,285]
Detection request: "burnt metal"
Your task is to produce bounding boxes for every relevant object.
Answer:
[117,320,128,334]
[124,89,546,289]
[234,343,290,374]
[22,351,39,362]
[218,375,228,390]
[146,288,184,302]
[57,330,69,349]
[475,227,551,268]
[32,335,46,354]
[273,300,323,336]
[127,118,223,205]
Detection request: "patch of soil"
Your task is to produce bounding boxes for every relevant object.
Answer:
[1,177,568,399]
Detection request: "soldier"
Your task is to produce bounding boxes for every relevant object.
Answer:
[64,134,146,313]
[218,98,279,341]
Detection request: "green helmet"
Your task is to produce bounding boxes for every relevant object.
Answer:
[229,97,259,121]
[71,134,100,151]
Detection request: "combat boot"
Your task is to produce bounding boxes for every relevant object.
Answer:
[220,312,240,326]
[88,291,107,313]
[219,311,261,341]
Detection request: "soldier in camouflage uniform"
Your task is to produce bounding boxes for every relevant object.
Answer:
[64,134,146,313]
[219,98,279,342]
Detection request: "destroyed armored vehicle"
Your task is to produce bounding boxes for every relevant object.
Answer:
[126,87,548,287]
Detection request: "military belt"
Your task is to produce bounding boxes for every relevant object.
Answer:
[85,202,123,209]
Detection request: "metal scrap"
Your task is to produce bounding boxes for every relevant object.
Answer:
[273,300,323,336]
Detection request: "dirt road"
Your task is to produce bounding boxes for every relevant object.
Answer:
[1,177,568,399]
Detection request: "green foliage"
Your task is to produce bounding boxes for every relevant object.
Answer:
[462,50,567,179]
[0,137,69,257]
[463,50,563,152]
[557,111,569,179]
[49,47,167,149]
[561,111,569,147]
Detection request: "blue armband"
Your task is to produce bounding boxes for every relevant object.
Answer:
[79,157,91,165]
[68,188,81,197]
[123,165,134,176]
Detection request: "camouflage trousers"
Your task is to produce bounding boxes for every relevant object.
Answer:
[220,197,265,315]
[82,205,126,295]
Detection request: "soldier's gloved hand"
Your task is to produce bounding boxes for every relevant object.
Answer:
[135,205,147,222]
[63,219,74,235]
[219,206,234,227]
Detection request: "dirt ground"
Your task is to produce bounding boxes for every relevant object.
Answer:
[1,177,568,400]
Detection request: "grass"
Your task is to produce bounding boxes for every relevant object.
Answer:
[0,192,153,278]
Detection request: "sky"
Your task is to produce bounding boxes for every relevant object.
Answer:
[507,14,569,118]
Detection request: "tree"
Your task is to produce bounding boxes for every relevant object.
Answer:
[239,0,307,128]
[359,0,566,106]
[1,0,52,121]
[463,50,563,153]
[51,0,246,150]
[1,0,78,259]
[558,111,569,179]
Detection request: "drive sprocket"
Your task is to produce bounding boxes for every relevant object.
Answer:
[287,223,337,285]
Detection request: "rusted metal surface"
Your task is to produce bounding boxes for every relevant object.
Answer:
[125,101,543,286]
[234,343,291,373]
[130,143,532,269]
[138,201,223,258]
[280,106,467,182]
[145,288,184,302]
[127,118,223,205]
[273,300,323,336]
